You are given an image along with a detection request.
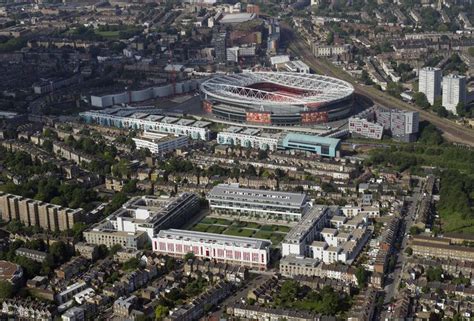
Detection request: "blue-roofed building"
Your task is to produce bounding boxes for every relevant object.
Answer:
[279,133,340,158]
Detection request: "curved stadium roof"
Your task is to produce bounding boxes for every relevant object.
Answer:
[200,72,354,107]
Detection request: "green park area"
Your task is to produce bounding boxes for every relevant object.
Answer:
[367,123,474,234]
[190,217,290,245]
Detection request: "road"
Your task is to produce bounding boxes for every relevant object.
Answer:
[380,184,421,319]
[209,273,273,319]
[282,25,474,147]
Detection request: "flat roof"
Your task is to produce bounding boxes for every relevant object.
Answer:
[161,117,179,124]
[284,206,328,243]
[220,12,256,24]
[157,229,271,249]
[208,184,308,208]
[282,133,340,148]
[225,126,243,133]
[192,121,212,128]
[176,119,195,126]
[241,128,260,135]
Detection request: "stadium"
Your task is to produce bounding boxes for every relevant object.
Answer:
[200,72,355,126]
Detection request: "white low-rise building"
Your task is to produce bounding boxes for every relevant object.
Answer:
[80,108,211,141]
[217,127,279,151]
[152,229,271,270]
[281,206,331,257]
[133,131,188,155]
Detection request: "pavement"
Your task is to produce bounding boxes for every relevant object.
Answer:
[208,273,274,319]
[379,184,421,319]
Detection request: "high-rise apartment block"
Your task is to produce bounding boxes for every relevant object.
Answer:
[419,67,442,105]
[442,74,466,115]
[0,192,84,232]
[349,107,419,142]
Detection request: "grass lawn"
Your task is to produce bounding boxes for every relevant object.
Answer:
[189,216,289,245]
[246,222,261,229]
[95,30,120,39]
[200,217,216,225]
[274,225,291,233]
[261,225,291,233]
[214,218,232,225]
[192,223,209,233]
[441,211,474,234]
[206,225,227,234]
[270,234,286,244]
[254,230,273,239]
[223,227,255,237]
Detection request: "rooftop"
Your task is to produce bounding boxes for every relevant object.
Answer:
[281,133,340,149]
[157,229,271,249]
[208,183,309,208]
[220,13,256,24]
[283,206,329,244]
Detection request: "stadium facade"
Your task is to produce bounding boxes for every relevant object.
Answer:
[200,72,354,126]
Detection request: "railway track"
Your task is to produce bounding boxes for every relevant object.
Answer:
[284,26,474,146]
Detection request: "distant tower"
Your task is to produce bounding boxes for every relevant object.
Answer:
[419,67,442,105]
[442,74,467,115]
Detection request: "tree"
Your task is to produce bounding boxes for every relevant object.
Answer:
[49,241,72,265]
[155,305,169,321]
[278,280,299,305]
[456,102,466,117]
[97,244,109,260]
[426,266,444,282]
[355,266,369,288]
[326,32,334,45]
[405,247,413,256]
[413,92,430,109]
[184,252,195,261]
[386,82,403,98]
[0,280,14,300]
[469,47,474,58]
[122,257,141,271]
[318,286,340,315]
[409,226,422,235]
[436,106,448,118]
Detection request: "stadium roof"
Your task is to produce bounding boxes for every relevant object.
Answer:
[200,72,354,108]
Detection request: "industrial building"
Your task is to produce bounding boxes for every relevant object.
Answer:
[152,229,272,269]
[207,183,310,222]
[89,79,201,108]
[80,108,211,141]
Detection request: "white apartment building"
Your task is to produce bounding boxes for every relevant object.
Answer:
[418,67,442,105]
[217,127,279,151]
[207,184,311,221]
[312,44,351,57]
[152,229,271,270]
[80,109,211,141]
[84,194,200,248]
[132,131,188,155]
[281,206,331,257]
[348,117,384,140]
[310,226,371,264]
[442,74,467,114]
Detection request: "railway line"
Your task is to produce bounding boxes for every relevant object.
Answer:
[284,25,474,146]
